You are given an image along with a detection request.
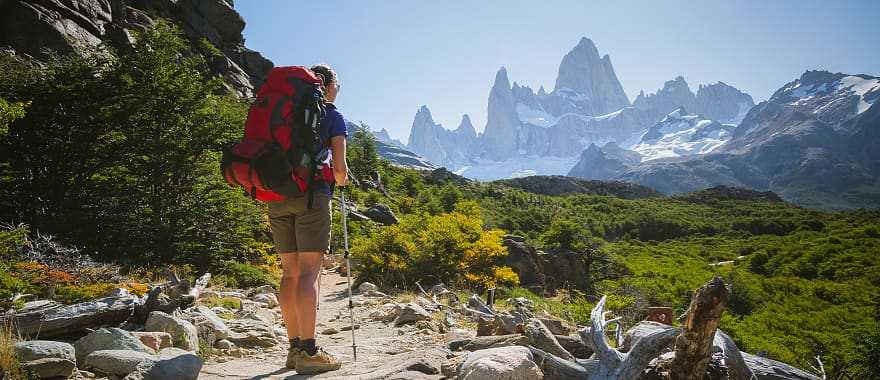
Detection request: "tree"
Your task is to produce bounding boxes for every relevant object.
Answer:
[0,21,268,270]
[348,123,379,182]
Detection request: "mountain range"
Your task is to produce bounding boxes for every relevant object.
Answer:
[402,37,880,209]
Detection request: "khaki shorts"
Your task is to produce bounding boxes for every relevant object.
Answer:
[268,193,331,253]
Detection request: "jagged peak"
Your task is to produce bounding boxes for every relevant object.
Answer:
[538,85,547,96]
[492,66,511,91]
[572,37,599,56]
[456,114,476,135]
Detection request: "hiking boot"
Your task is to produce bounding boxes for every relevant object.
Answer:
[286,342,303,369]
[295,347,341,374]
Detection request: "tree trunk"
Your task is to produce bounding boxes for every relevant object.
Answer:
[1,295,139,339]
[671,276,729,380]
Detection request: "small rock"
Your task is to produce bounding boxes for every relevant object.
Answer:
[123,348,202,380]
[74,328,155,364]
[340,324,360,331]
[274,327,287,337]
[457,346,542,380]
[321,327,339,335]
[252,293,278,308]
[184,305,229,344]
[249,285,275,296]
[144,311,199,351]
[84,350,155,376]
[507,297,534,309]
[357,282,378,293]
[131,332,173,352]
[393,303,431,326]
[214,339,235,350]
[363,203,398,225]
[105,288,131,297]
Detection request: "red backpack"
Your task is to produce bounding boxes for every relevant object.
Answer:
[221,66,335,204]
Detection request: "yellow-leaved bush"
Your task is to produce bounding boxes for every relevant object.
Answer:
[351,200,519,289]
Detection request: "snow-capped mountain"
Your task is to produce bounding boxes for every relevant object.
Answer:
[611,70,880,210]
[404,37,755,181]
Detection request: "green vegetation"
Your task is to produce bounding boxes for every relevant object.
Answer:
[0,21,269,273]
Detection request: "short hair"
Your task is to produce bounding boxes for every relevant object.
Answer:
[310,64,337,87]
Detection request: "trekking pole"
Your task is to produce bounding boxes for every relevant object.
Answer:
[340,190,358,361]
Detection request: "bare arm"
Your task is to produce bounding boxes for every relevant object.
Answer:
[330,135,348,186]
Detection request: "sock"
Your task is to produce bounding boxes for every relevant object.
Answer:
[301,338,318,356]
[289,336,301,350]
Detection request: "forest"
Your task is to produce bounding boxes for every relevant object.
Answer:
[0,23,877,379]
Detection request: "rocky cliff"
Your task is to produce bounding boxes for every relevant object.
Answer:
[633,76,754,125]
[0,0,273,97]
[406,105,476,167]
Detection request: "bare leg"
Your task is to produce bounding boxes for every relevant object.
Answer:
[294,251,323,340]
[279,252,301,339]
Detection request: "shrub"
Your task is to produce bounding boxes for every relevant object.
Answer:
[352,201,517,290]
[216,261,276,289]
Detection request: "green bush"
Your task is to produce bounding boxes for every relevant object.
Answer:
[216,261,276,289]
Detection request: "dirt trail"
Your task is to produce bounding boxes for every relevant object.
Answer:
[199,270,450,379]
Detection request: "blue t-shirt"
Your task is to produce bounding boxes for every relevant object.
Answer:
[314,103,347,195]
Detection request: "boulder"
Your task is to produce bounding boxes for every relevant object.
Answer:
[131,332,173,351]
[74,328,155,364]
[620,321,670,353]
[501,235,545,287]
[13,340,77,379]
[13,340,75,363]
[363,204,398,225]
[225,318,277,348]
[457,346,543,380]
[83,350,156,376]
[523,318,574,361]
[124,348,202,380]
[393,303,431,326]
[144,311,199,351]
[370,303,402,322]
[357,282,379,294]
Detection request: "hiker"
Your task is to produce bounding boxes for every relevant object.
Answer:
[269,64,348,374]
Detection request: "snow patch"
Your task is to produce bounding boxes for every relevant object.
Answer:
[516,103,557,128]
[839,76,880,113]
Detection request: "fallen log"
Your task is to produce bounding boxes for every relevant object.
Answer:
[1,295,139,339]
[671,276,728,380]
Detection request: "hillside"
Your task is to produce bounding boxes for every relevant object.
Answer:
[491,175,661,199]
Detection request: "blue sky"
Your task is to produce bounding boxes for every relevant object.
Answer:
[236,1,879,143]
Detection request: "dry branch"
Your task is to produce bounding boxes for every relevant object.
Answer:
[671,276,729,380]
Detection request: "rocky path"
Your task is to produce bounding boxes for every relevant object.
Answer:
[199,271,451,379]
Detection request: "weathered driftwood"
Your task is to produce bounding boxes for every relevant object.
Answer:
[132,272,211,324]
[1,295,139,339]
[671,276,728,380]
[583,296,680,379]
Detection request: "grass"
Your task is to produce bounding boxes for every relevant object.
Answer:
[0,321,27,380]
[199,296,242,310]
